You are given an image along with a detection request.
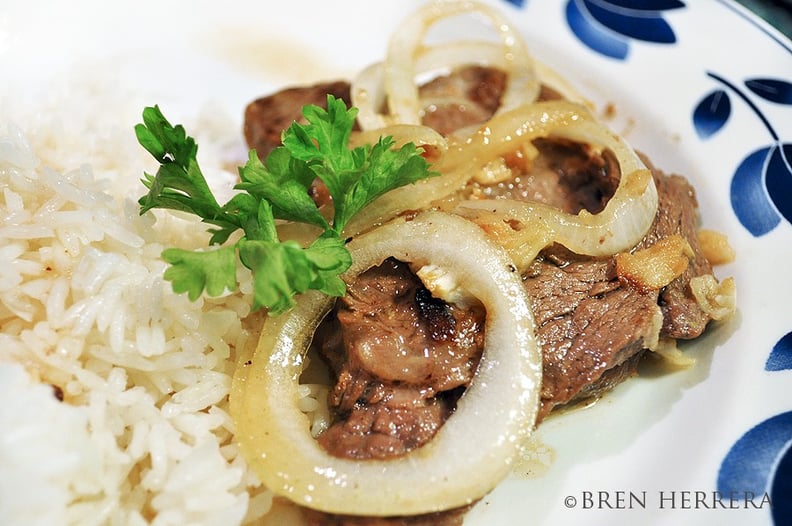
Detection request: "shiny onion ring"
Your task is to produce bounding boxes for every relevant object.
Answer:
[344,99,658,257]
[349,123,448,156]
[353,0,540,130]
[453,100,659,269]
[353,44,512,131]
[353,42,550,131]
[231,211,541,516]
[408,42,590,117]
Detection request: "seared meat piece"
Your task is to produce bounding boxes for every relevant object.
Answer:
[637,157,714,339]
[313,258,485,460]
[244,65,721,524]
[419,65,506,135]
[515,155,712,419]
[523,243,660,420]
[473,138,620,214]
[242,66,560,157]
[243,80,352,159]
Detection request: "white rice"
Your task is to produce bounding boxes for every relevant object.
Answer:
[0,96,280,525]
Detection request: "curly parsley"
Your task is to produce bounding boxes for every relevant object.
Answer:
[137,96,436,314]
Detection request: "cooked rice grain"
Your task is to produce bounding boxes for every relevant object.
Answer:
[0,118,274,525]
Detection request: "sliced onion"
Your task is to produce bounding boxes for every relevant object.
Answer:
[231,211,541,516]
[454,100,658,268]
[346,99,658,257]
[615,234,693,292]
[690,274,737,321]
[531,55,592,107]
[696,229,736,266]
[652,337,696,367]
[353,39,588,133]
[352,62,391,131]
[353,0,540,130]
[349,123,448,156]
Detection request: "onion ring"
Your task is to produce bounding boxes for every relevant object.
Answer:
[231,211,541,516]
[353,0,540,130]
[453,100,658,268]
[345,99,658,259]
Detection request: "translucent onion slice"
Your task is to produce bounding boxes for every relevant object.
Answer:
[690,274,737,321]
[353,40,587,132]
[353,0,540,130]
[353,43,514,131]
[352,62,392,131]
[349,123,448,156]
[615,234,693,292]
[345,99,658,256]
[231,211,541,516]
[454,100,659,268]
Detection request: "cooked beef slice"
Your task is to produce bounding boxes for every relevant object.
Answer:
[636,156,714,339]
[470,138,620,215]
[419,65,507,135]
[242,67,564,158]
[245,67,720,524]
[312,258,485,460]
[243,80,352,159]
[522,243,661,421]
[512,152,712,419]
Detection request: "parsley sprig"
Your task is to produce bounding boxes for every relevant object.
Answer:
[137,96,436,314]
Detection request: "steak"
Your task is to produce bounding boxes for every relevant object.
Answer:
[244,80,352,160]
[312,258,485,460]
[523,168,711,420]
[242,66,556,157]
[243,67,718,523]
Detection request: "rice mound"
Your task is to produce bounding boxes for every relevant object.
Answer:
[0,110,276,525]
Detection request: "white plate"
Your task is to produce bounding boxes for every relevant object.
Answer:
[1,1,790,525]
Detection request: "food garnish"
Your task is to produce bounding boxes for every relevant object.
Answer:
[136,97,436,313]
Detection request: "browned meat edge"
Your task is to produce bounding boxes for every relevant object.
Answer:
[242,68,717,525]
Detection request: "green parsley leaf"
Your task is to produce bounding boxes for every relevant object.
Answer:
[137,96,435,314]
[237,234,350,314]
[237,148,329,230]
[333,137,436,232]
[238,239,314,314]
[161,246,238,301]
[282,95,438,233]
[136,106,228,222]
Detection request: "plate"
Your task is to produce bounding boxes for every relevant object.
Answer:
[1,1,790,525]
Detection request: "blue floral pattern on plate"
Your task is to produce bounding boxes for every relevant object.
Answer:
[766,331,792,371]
[498,2,790,524]
[564,0,684,59]
[718,330,792,526]
[718,409,792,525]
[693,73,792,236]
